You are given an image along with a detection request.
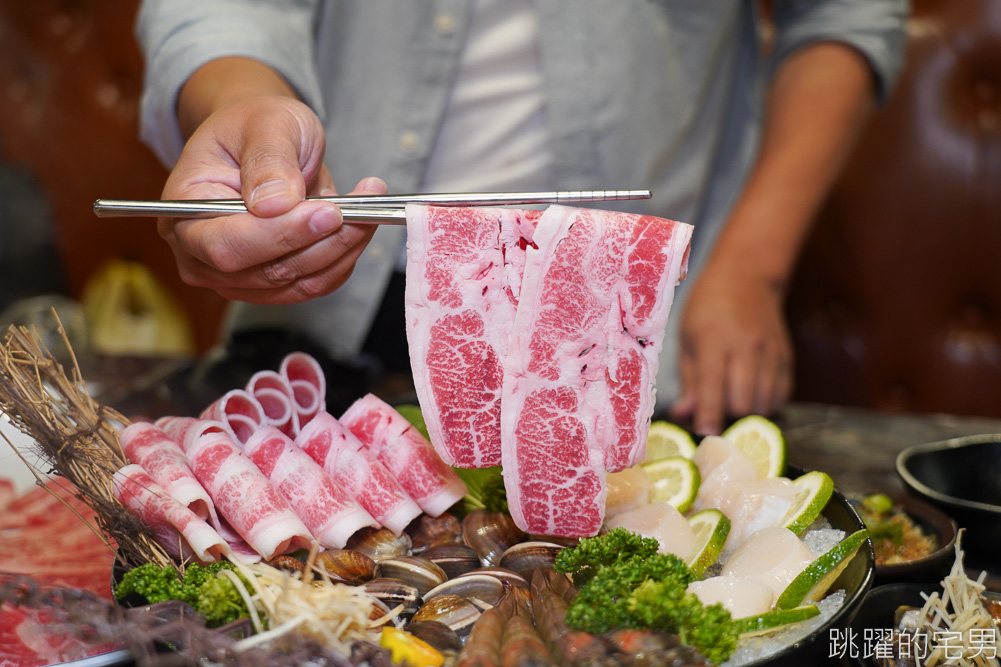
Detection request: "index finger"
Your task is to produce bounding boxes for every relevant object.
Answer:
[168,200,344,274]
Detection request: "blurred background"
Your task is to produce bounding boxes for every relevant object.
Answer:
[0,0,999,422]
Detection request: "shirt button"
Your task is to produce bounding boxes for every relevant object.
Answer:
[434,13,456,36]
[398,130,420,153]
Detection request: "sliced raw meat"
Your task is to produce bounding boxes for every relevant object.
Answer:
[501,205,692,536]
[157,416,230,453]
[186,429,312,559]
[243,425,377,548]
[404,205,540,468]
[112,463,228,562]
[296,411,422,535]
[119,421,216,522]
[246,370,298,436]
[280,351,326,429]
[340,394,468,517]
[199,389,265,445]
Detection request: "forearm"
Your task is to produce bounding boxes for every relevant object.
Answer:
[707,42,875,292]
[177,57,300,139]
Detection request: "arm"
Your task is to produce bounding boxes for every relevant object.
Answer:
[672,42,876,435]
[158,57,387,304]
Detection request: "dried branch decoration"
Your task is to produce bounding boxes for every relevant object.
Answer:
[0,319,172,568]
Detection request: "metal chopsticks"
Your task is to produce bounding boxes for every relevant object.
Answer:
[92,190,652,225]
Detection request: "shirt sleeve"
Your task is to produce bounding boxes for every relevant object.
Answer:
[135,0,326,167]
[769,0,909,105]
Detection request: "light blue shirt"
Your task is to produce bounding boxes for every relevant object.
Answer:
[137,0,907,407]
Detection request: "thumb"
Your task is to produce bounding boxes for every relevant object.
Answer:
[240,107,317,218]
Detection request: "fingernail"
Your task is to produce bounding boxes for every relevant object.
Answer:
[359,177,388,194]
[309,207,341,235]
[250,179,291,207]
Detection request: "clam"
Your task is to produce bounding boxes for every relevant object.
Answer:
[361,577,422,618]
[314,549,376,585]
[373,556,448,597]
[458,566,530,590]
[403,619,463,654]
[422,543,481,579]
[411,594,482,637]
[461,509,527,566]
[497,541,564,578]
[264,555,304,573]
[345,526,413,561]
[406,512,462,553]
[423,574,505,607]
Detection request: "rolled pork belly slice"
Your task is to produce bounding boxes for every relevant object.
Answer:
[112,463,228,563]
[500,205,692,537]
[280,352,326,429]
[119,421,215,520]
[243,425,377,549]
[156,416,232,454]
[296,411,422,535]
[246,370,298,437]
[199,389,265,445]
[404,205,541,468]
[186,429,313,560]
[340,394,468,518]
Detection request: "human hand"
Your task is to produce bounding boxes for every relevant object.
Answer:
[670,262,793,435]
[158,95,386,304]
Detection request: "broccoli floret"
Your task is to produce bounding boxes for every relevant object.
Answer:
[627,579,738,665]
[561,549,737,664]
[553,527,661,586]
[563,551,695,633]
[115,561,252,628]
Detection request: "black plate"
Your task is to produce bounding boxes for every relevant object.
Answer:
[865,493,957,586]
[897,434,1001,560]
[741,464,875,667]
[848,582,937,667]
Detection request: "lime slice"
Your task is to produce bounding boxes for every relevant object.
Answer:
[721,415,787,478]
[780,471,835,535]
[735,604,821,637]
[686,508,730,574]
[774,529,869,610]
[641,456,700,512]
[643,421,698,463]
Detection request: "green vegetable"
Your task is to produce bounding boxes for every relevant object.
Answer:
[451,466,509,516]
[628,579,738,665]
[553,527,660,587]
[557,529,739,665]
[395,404,431,441]
[861,493,894,515]
[115,561,254,627]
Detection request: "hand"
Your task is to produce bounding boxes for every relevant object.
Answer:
[670,261,793,435]
[157,95,386,304]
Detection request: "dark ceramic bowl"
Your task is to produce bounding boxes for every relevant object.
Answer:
[866,493,958,586]
[742,465,875,667]
[896,434,1001,561]
[849,582,937,667]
